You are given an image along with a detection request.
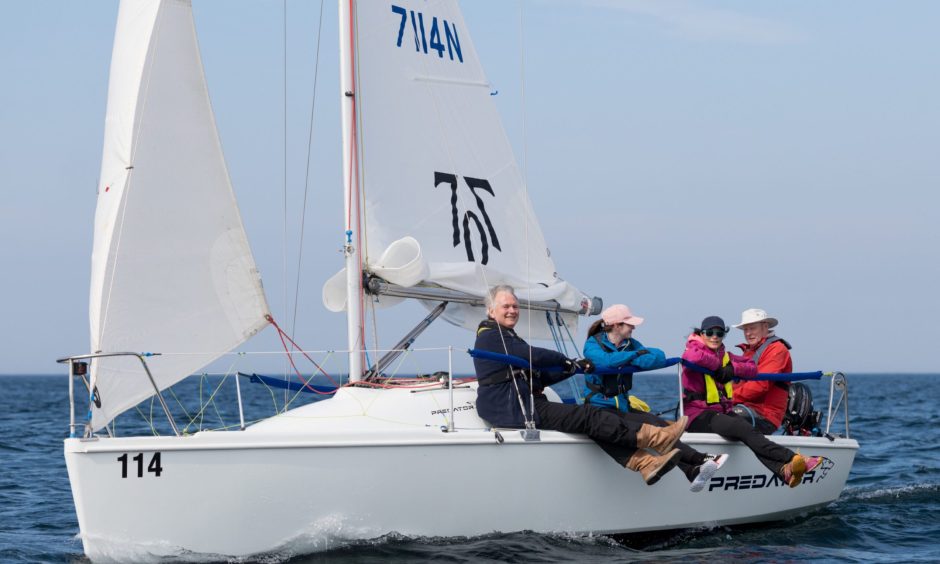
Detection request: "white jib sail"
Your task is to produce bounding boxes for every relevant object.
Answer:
[88,0,270,431]
[325,0,589,339]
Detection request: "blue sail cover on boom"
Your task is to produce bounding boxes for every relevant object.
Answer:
[239,372,337,394]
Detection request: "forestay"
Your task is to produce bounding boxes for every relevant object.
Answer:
[323,0,589,339]
[88,0,269,431]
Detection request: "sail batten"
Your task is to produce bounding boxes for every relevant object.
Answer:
[88,0,269,431]
[411,75,491,87]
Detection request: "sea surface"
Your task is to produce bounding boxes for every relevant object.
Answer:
[1,372,937,563]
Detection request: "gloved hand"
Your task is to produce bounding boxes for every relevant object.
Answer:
[716,363,735,383]
[575,358,595,374]
[634,349,650,356]
[561,358,594,375]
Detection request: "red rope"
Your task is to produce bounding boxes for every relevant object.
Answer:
[266,315,339,394]
[264,315,471,394]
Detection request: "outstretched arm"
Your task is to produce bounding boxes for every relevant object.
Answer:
[729,353,758,379]
[583,337,642,370]
[682,336,721,371]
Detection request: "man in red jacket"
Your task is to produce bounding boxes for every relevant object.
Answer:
[731,308,791,434]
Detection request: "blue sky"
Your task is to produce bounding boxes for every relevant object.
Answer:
[2,0,938,375]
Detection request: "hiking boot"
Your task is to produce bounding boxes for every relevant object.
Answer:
[627,448,682,485]
[690,453,730,493]
[780,454,807,488]
[635,415,688,454]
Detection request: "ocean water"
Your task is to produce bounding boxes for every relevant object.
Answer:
[0,373,937,563]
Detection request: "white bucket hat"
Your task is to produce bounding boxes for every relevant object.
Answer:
[733,308,778,329]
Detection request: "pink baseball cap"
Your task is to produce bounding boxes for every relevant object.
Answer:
[601,304,644,327]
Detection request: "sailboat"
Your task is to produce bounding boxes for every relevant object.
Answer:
[62,0,859,560]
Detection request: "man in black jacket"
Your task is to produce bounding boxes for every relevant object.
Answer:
[473,285,688,485]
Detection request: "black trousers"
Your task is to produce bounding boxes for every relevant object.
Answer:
[533,396,642,466]
[688,411,795,475]
[732,404,779,435]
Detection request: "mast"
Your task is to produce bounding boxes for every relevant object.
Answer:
[339,0,364,381]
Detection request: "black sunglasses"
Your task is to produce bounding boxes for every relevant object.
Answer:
[702,328,727,338]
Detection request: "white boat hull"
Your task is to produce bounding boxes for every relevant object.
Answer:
[65,386,858,561]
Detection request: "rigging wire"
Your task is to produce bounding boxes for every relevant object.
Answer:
[556,312,581,355]
[517,0,537,426]
[290,0,326,344]
[555,312,584,403]
[354,3,369,376]
[282,0,289,407]
[545,311,567,357]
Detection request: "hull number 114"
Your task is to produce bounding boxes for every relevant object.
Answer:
[117,452,163,478]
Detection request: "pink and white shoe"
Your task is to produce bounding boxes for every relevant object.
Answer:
[804,456,825,473]
[690,453,730,493]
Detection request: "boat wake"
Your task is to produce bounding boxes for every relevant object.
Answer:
[836,482,939,504]
[79,514,385,563]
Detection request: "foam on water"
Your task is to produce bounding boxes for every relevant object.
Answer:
[838,482,939,502]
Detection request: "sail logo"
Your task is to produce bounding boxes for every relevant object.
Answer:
[706,458,835,492]
[391,5,463,63]
[436,172,501,265]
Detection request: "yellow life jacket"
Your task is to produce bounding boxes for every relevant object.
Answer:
[704,352,734,404]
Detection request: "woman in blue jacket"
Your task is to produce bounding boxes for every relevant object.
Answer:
[582,304,668,411]
[582,304,728,492]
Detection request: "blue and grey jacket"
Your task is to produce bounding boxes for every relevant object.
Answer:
[473,319,570,428]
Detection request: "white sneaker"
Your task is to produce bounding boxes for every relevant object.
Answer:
[689,453,730,493]
[705,453,730,471]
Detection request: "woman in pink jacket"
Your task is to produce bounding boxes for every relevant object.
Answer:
[681,316,821,488]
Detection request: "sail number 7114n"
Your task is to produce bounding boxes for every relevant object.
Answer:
[116,452,163,478]
[391,5,463,63]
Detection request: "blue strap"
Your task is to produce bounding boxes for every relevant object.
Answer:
[466,348,544,371]
[754,371,822,381]
[593,357,680,375]
[679,359,822,381]
[466,349,680,375]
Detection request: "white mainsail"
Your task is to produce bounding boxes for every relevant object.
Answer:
[325,0,590,339]
[87,0,269,431]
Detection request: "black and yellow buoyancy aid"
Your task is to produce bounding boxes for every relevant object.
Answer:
[686,352,734,405]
